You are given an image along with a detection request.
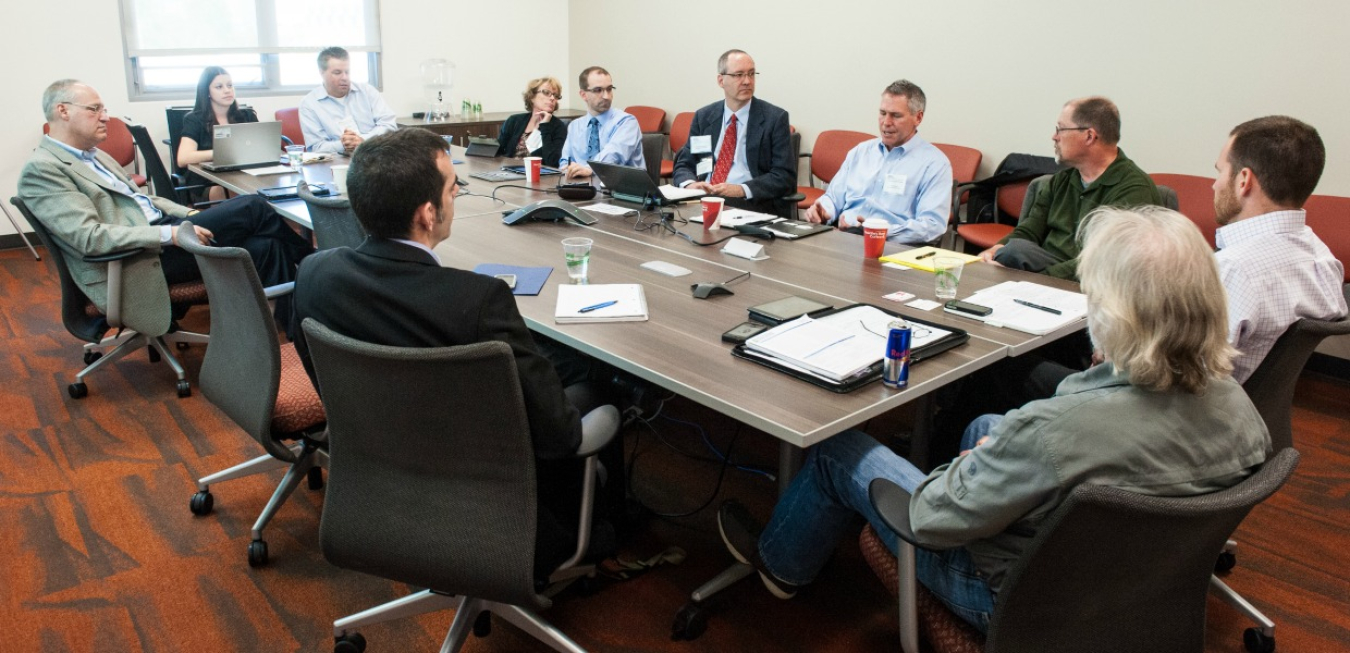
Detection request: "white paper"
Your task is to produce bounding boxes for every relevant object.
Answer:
[243,165,297,176]
[906,299,942,311]
[525,129,544,152]
[691,135,713,154]
[582,202,638,216]
[555,284,648,322]
[746,318,876,381]
[691,207,774,226]
[953,281,1087,335]
[658,184,705,201]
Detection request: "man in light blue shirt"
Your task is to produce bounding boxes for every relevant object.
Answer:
[804,80,953,244]
[559,66,644,178]
[299,47,398,154]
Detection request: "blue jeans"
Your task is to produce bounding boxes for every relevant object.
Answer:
[758,417,1002,632]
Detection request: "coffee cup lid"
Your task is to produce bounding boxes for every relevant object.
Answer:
[863,218,889,230]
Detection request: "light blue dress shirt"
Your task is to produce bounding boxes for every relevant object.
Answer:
[819,134,953,244]
[558,108,645,169]
[46,136,174,243]
[299,82,399,154]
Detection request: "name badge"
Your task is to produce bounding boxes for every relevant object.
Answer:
[525,129,544,152]
[696,157,714,178]
[691,135,713,155]
[883,173,908,195]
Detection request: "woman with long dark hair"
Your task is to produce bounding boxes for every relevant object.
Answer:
[178,66,258,201]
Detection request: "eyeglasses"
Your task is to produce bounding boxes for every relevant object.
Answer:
[535,89,560,99]
[1054,125,1091,134]
[62,102,109,116]
[721,71,759,80]
[584,86,617,95]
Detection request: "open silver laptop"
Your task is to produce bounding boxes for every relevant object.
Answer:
[201,121,283,172]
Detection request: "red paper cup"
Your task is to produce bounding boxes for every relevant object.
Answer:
[524,156,542,184]
[701,197,725,232]
[863,218,889,258]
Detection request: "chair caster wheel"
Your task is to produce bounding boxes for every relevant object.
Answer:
[671,601,709,641]
[68,382,88,399]
[177,341,190,350]
[248,539,268,567]
[472,611,491,637]
[177,380,191,398]
[1216,550,1237,572]
[148,346,161,363]
[1244,628,1275,653]
[189,491,214,515]
[307,466,324,490]
[83,351,102,365]
[334,632,366,653]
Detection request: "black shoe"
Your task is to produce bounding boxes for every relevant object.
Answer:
[717,501,798,599]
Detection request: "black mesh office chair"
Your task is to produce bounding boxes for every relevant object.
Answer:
[176,223,327,567]
[126,121,209,208]
[301,318,620,653]
[298,182,366,251]
[866,448,1300,653]
[11,197,208,398]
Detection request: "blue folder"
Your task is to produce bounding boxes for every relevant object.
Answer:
[472,264,554,296]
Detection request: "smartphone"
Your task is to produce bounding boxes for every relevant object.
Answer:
[494,273,517,290]
[722,321,770,344]
[944,300,993,317]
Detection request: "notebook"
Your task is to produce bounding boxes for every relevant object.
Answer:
[201,121,284,172]
[555,284,649,323]
[589,161,705,205]
[878,246,981,271]
[947,280,1087,335]
[689,207,776,227]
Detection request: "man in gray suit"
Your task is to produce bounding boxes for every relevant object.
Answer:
[20,79,312,337]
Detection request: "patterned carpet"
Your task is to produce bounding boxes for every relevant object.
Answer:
[1,245,1346,652]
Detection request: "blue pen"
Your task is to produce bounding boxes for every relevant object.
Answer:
[578,300,618,313]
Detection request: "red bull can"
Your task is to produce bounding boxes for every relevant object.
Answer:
[883,319,911,388]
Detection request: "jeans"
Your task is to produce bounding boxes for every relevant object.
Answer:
[758,419,1002,632]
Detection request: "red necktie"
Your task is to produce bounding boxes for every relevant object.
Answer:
[709,114,738,185]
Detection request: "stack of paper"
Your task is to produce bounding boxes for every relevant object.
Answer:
[745,316,882,382]
[878,246,980,271]
[555,284,648,323]
[951,281,1087,335]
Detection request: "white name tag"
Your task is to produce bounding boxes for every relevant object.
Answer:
[525,129,544,152]
[691,135,713,154]
[696,157,714,177]
[883,173,908,195]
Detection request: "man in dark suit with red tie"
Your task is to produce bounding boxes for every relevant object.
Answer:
[672,49,797,217]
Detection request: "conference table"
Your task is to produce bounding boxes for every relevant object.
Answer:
[191,151,1086,486]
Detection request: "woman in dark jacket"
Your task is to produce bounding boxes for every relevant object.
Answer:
[178,66,259,201]
[496,76,566,167]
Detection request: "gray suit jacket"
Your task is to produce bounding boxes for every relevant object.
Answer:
[19,137,191,336]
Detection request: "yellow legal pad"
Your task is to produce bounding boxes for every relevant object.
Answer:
[878,246,981,272]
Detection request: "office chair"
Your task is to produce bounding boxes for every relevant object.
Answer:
[932,143,983,249]
[176,223,327,568]
[11,197,208,398]
[298,183,366,251]
[864,448,1301,653]
[44,117,146,189]
[1151,173,1219,248]
[640,133,665,186]
[1302,193,1350,283]
[0,202,42,260]
[795,130,872,210]
[275,108,306,148]
[164,105,194,179]
[624,105,666,134]
[660,111,695,179]
[301,319,621,653]
[125,121,211,208]
[953,175,1046,252]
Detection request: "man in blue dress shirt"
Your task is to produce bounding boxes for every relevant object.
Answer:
[299,47,398,154]
[559,66,645,178]
[803,80,953,245]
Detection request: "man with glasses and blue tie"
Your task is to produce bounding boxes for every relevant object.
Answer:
[977,96,1159,281]
[19,79,313,337]
[673,49,796,217]
[559,66,645,179]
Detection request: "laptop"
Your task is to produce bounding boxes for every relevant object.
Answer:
[589,161,705,206]
[201,121,284,172]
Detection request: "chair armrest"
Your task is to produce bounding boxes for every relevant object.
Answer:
[782,192,805,204]
[577,404,621,457]
[83,247,145,263]
[869,478,919,546]
[281,135,294,147]
[263,282,295,299]
[799,152,812,161]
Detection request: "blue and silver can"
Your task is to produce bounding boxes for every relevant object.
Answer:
[882,319,911,388]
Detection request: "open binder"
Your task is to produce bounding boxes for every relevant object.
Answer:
[731,304,968,392]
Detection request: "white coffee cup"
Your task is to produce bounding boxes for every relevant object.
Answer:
[331,165,350,195]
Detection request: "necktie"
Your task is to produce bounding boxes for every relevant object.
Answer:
[710,114,738,185]
[585,117,600,161]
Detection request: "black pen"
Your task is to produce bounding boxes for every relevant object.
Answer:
[914,251,937,260]
[1014,299,1062,315]
[578,300,618,313]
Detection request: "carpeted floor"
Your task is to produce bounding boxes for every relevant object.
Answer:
[1,245,1347,652]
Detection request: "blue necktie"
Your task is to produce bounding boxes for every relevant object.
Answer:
[585,117,600,161]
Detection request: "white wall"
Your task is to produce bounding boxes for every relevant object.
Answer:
[0,0,570,237]
[568,0,1350,192]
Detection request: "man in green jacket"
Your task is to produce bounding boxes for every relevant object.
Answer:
[979,96,1160,280]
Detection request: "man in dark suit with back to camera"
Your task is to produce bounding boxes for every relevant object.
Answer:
[292,128,612,578]
[673,49,797,217]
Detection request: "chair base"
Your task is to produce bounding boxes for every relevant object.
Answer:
[74,327,209,397]
[333,590,588,653]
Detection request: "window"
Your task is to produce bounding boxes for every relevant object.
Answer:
[119,0,381,99]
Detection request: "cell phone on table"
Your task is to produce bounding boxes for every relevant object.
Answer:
[722,321,769,344]
[494,274,517,289]
[944,300,993,317]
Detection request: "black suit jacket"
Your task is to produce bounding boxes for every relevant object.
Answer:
[495,112,568,168]
[672,98,796,211]
[293,238,582,460]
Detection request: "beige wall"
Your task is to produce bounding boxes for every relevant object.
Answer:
[0,0,570,237]
[569,0,1350,191]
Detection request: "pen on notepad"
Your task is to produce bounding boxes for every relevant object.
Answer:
[1013,299,1062,315]
[578,300,618,313]
[914,251,937,260]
